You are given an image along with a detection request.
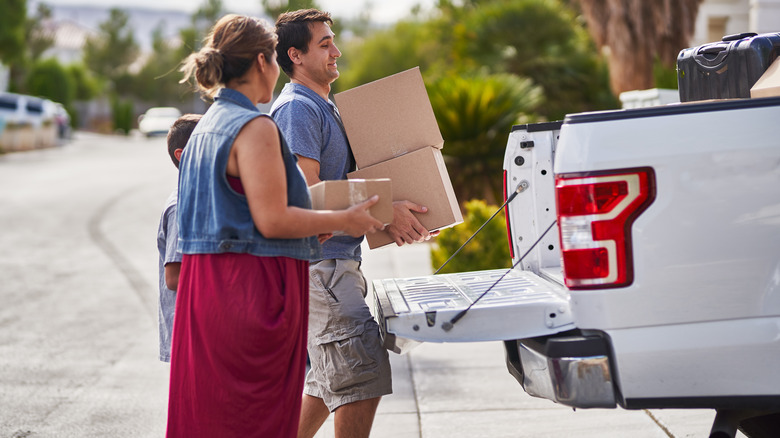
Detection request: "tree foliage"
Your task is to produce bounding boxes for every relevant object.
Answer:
[26,58,75,106]
[111,95,134,135]
[176,0,225,60]
[132,24,192,105]
[173,0,226,97]
[82,8,140,84]
[66,63,101,101]
[338,0,616,120]
[427,73,543,204]
[261,0,320,20]
[336,20,444,93]
[0,0,26,64]
[26,4,56,63]
[452,0,617,120]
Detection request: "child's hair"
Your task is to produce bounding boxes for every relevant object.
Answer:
[167,113,202,168]
[179,14,277,99]
[275,9,333,78]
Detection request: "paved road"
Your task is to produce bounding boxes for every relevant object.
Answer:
[0,133,171,437]
[0,132,734,437]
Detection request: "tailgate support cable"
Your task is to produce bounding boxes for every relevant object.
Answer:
[441,219,558,332]
[434,180,529,275]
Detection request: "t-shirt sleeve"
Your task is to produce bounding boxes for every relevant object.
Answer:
[273,99,324,163]
[164,204,181,265]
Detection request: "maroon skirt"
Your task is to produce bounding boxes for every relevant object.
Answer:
[167,253,309,438]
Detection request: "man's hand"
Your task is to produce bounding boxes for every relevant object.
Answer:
[386,200,434,246]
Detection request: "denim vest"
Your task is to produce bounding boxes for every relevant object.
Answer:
[177,88,321,261]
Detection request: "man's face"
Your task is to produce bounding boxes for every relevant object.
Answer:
[298,21,341,85]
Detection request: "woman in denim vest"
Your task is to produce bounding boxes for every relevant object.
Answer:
[166,14,383,438]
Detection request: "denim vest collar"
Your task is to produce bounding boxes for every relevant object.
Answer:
[215,87,257,111]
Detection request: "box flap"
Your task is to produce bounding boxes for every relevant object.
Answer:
[334,67,444,169]
[751,57,780,98]
[372,269,574,354]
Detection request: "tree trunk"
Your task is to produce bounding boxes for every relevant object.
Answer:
[577,0,703,95]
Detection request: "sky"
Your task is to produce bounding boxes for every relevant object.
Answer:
[41,0,437,24]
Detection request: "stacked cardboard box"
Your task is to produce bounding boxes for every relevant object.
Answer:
[334,67,463,249]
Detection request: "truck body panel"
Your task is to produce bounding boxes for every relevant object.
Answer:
[555,99,780,328]
[370,96,780,421]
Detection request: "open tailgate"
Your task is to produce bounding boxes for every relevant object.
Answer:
[372,268,574,354]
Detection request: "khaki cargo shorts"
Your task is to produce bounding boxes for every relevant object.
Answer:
[304,259,392,411]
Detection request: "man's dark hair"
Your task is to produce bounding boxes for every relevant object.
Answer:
[275,9,333,77]
[166,113,202,168]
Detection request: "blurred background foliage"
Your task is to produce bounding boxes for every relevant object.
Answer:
[1,0,621,134]
[430,199,512,273]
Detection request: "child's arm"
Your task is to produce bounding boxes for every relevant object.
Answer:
[164,262,181,291]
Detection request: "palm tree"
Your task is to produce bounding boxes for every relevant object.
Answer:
[427,73,543,205]
[576,0,703,95]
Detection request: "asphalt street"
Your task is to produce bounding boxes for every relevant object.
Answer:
[0,132,738,437]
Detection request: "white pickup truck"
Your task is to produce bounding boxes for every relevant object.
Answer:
[371,96,780,438]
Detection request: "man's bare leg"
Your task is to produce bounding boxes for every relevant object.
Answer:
[297,395,331,438]
[333,397,381,438]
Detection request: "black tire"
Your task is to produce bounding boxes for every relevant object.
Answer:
[738,412,780,438]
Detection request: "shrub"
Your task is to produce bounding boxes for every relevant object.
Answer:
[430,199,512,274]
[111,96,134,135]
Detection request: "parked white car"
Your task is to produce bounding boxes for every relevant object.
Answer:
[0,92,46,127]
[0,92,58,149]
[138,107,181,137]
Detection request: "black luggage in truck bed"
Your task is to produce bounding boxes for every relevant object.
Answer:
[677,32,780,102]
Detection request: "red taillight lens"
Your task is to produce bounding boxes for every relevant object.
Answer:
[503,170,515,259]
[555,168,655,289]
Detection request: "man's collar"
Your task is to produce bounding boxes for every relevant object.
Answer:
[287,82,333,105]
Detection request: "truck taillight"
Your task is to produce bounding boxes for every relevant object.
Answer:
[555,168,655,289]
[503,170,515,259]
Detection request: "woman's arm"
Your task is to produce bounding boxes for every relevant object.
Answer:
[228,117,382,239]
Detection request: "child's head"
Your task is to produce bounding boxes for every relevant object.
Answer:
[167,113,202,168]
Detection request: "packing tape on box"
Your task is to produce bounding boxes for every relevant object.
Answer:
[349,182,368,205]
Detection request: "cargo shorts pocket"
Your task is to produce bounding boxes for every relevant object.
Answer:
[320,325,379,393]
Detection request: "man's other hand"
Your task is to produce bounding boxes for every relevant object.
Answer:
[386,200,434,246]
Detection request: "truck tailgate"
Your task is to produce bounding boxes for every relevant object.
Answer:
[372,269,574,354]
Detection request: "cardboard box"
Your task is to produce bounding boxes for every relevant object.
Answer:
[750,57,780,98]
[333,67,443,169]
[309,179,394,229]
[349,147,463,249]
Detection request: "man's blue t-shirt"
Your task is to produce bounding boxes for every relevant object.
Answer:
[271,82,363,261]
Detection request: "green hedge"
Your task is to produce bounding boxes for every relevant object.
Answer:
[430,199,512,274]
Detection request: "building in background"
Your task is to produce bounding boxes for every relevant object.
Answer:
[692,0,780,45]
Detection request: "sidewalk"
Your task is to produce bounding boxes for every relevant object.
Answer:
[308,241,734,438]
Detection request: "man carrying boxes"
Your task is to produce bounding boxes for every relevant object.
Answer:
[272,9,443,438]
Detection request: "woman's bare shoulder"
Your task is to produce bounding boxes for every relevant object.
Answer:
[235,115,279,147]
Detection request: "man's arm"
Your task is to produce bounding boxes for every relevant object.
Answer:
[296,155,322,186]
[296,155,333,243]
